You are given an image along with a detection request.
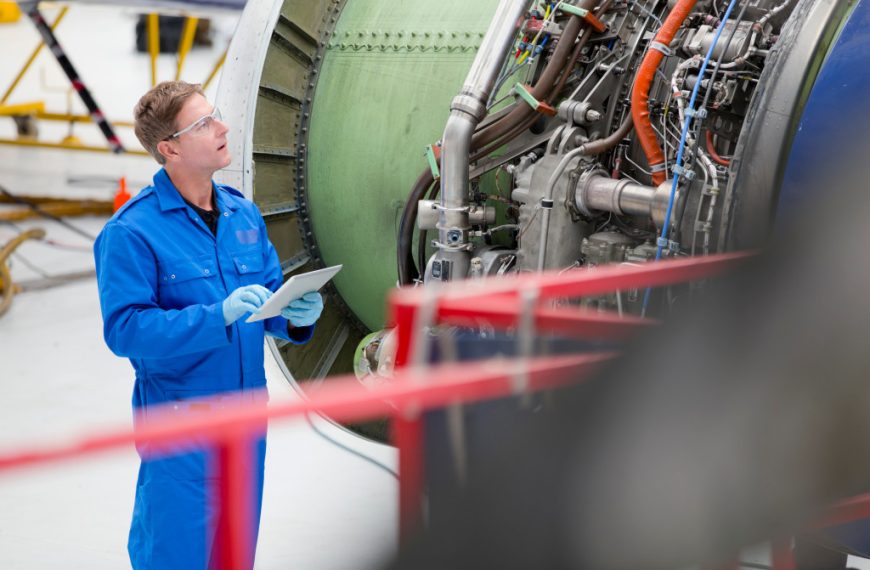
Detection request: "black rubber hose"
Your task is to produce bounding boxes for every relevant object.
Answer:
[397,170,435,285]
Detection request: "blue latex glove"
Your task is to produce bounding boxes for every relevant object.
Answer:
[222,284,272,326]
[281,291,323,327]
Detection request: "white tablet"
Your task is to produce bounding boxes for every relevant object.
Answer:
[246,265,342,323]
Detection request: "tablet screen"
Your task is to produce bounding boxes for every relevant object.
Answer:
[245,265,342,323]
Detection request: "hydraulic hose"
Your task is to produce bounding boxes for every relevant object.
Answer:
[472,9,588,149]
[0,228,46,317]
[397,170,435,285]
[396,0,607,283]
[631,0,698,185]
[706,130,730,166]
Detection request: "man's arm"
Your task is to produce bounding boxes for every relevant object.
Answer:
[95,221,233,359]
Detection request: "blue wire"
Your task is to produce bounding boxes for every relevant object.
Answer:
[642,0,741,312]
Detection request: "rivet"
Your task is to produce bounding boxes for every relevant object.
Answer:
[171,274,176,279]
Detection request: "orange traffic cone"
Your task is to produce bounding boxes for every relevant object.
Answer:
[113,176,131,212]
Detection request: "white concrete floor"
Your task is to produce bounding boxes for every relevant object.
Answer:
[0,6,397,569]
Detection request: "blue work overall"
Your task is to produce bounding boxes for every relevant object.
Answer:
[94,168,312,569]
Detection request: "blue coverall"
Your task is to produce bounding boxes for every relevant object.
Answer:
[94,168,312,569]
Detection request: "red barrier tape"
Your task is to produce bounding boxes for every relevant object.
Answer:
[0,252,769,568]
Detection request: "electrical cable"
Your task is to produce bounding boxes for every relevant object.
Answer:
[0,182,96,241]
[303,411,398,480]
[643,0,742,314]
[670,0,751,245]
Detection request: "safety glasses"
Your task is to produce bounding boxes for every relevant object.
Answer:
[168,107,222,139]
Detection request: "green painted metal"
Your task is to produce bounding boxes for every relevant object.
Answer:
[306,0,502,330]
[513,82,539,109]
[425,144,440,180]
[558,4,589,18]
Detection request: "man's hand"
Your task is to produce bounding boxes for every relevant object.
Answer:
[281,291,323,327]
[222,285,272,326]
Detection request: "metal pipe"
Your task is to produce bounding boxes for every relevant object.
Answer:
[434,0,531,281]
[575,171,675,228]
[202,47,229,91]
[175,17,199,81]
[535,113,636,272]
[1,6,68,105]
[148,13,160,87]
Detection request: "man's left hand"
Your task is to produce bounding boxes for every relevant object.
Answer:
[281,291,323,327]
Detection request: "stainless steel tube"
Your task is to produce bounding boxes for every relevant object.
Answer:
[576,172,675,228]
[434,0,531,282]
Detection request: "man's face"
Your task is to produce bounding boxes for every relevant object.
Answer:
[164,93,231,173]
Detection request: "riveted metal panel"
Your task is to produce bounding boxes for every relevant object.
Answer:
[305,0,500,331]
[242,0,500,388]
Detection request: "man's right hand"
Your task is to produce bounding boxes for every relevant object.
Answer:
[222,285,272,326]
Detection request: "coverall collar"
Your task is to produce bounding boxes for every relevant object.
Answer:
[153,168,240,214]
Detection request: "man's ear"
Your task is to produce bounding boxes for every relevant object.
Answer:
[156,139,180,163]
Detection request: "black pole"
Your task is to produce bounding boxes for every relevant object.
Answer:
[22,3,125,154]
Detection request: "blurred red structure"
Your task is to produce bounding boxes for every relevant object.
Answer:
[4,251,863,569]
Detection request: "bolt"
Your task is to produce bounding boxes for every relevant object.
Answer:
[585,109,602,122]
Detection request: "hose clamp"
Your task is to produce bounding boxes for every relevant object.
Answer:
[433,204,470,213]
[649,41,671,56]
[649,162,668,173]
[685,107,708,120]
[672,164,696,180]
[431,240,473,252]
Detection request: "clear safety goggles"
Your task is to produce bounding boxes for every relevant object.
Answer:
[168,107,222,139]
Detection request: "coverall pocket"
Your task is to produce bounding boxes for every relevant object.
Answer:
[147,389,220,482]
[159,255,218,285]
[232,250,265,286]
[157,255,219,308]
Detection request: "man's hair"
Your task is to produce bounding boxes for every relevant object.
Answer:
[133,81,204,164]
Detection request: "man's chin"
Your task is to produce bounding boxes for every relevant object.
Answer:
[218,154,232,170]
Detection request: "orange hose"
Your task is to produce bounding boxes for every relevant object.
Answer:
[631,0,698,185]
[705,130,730,166]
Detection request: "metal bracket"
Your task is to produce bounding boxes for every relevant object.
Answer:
[672,164,697,180]
[649,41,672,56]
[685,107,708,120]
[425,143,441,179]
[513,83,557,117]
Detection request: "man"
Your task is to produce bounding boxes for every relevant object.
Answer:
[94,81,323,569]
